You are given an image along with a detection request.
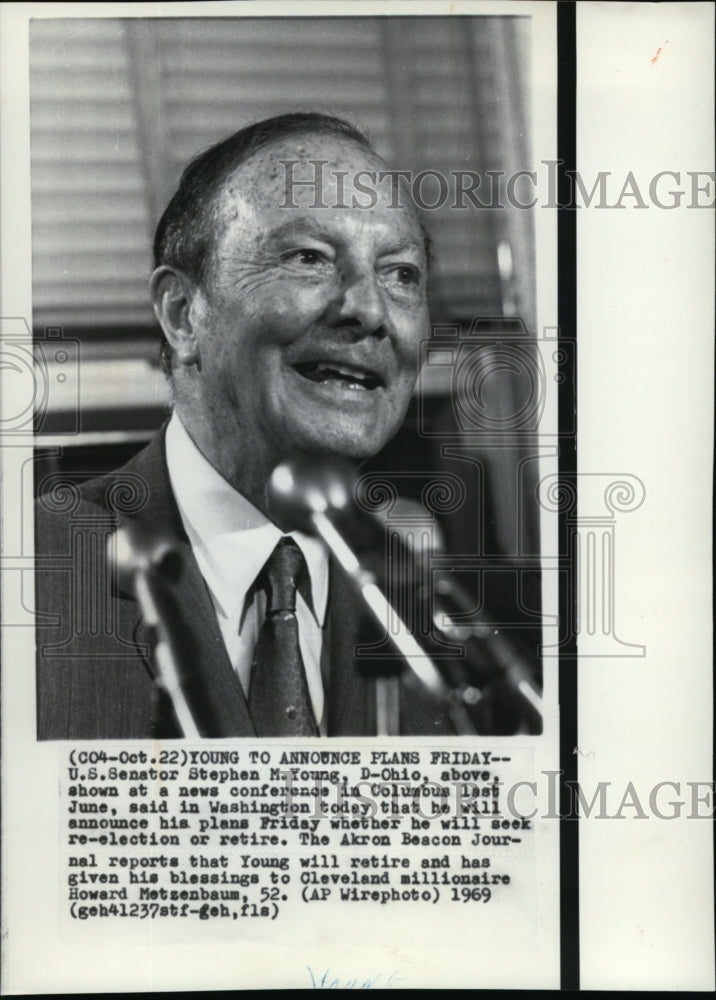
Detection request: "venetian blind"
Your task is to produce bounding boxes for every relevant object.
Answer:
[30,16,533,333]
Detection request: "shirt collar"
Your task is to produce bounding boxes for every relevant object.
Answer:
[164,412,329,626]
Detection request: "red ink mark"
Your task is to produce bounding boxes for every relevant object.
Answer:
[651,40,669,65]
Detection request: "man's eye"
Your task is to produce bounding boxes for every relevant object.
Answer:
[391,265,421,286]
[285,248,325,266]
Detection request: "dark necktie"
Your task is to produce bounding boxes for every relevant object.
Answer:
[248,536,318,737]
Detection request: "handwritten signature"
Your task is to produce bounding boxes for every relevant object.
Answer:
[307,967,404,989]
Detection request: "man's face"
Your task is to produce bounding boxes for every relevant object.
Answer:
[185,133,429,479]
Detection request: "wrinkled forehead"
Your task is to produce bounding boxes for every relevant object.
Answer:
[212,131,427,249]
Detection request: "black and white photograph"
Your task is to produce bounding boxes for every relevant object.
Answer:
[30,14,548,741]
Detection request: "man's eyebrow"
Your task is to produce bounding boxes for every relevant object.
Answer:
[262,218,331,243]
[378,236,427,257]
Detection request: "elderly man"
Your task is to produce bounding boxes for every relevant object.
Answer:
[36,112,455,739]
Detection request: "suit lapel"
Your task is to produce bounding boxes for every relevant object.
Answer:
[117,428,255,737]
[325,561,375,736]
[170,534,256,736]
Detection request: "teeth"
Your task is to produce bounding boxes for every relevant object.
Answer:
[316,362,366,380]
[297,361,379,390]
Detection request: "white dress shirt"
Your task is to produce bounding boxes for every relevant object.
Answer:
[165,413,329,728]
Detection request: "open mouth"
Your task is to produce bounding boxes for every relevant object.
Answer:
[294,361,383,391]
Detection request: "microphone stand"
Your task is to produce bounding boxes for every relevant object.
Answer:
[109,521,200,739]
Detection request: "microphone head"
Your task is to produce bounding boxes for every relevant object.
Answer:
[268,455,358,532]
[109,519,183,594]
[371,496,446,557]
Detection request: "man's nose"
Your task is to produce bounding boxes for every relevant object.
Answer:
[324,266,389,336]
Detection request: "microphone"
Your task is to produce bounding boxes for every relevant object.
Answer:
[112,519,183,594]
[109,520,200,738]
[268,454,356,532]
[378,503,543,730]
[268,456,476,735]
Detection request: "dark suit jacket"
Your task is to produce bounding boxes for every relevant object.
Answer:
[35,430,454,739]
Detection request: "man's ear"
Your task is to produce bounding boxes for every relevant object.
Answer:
[150,265,201,367]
